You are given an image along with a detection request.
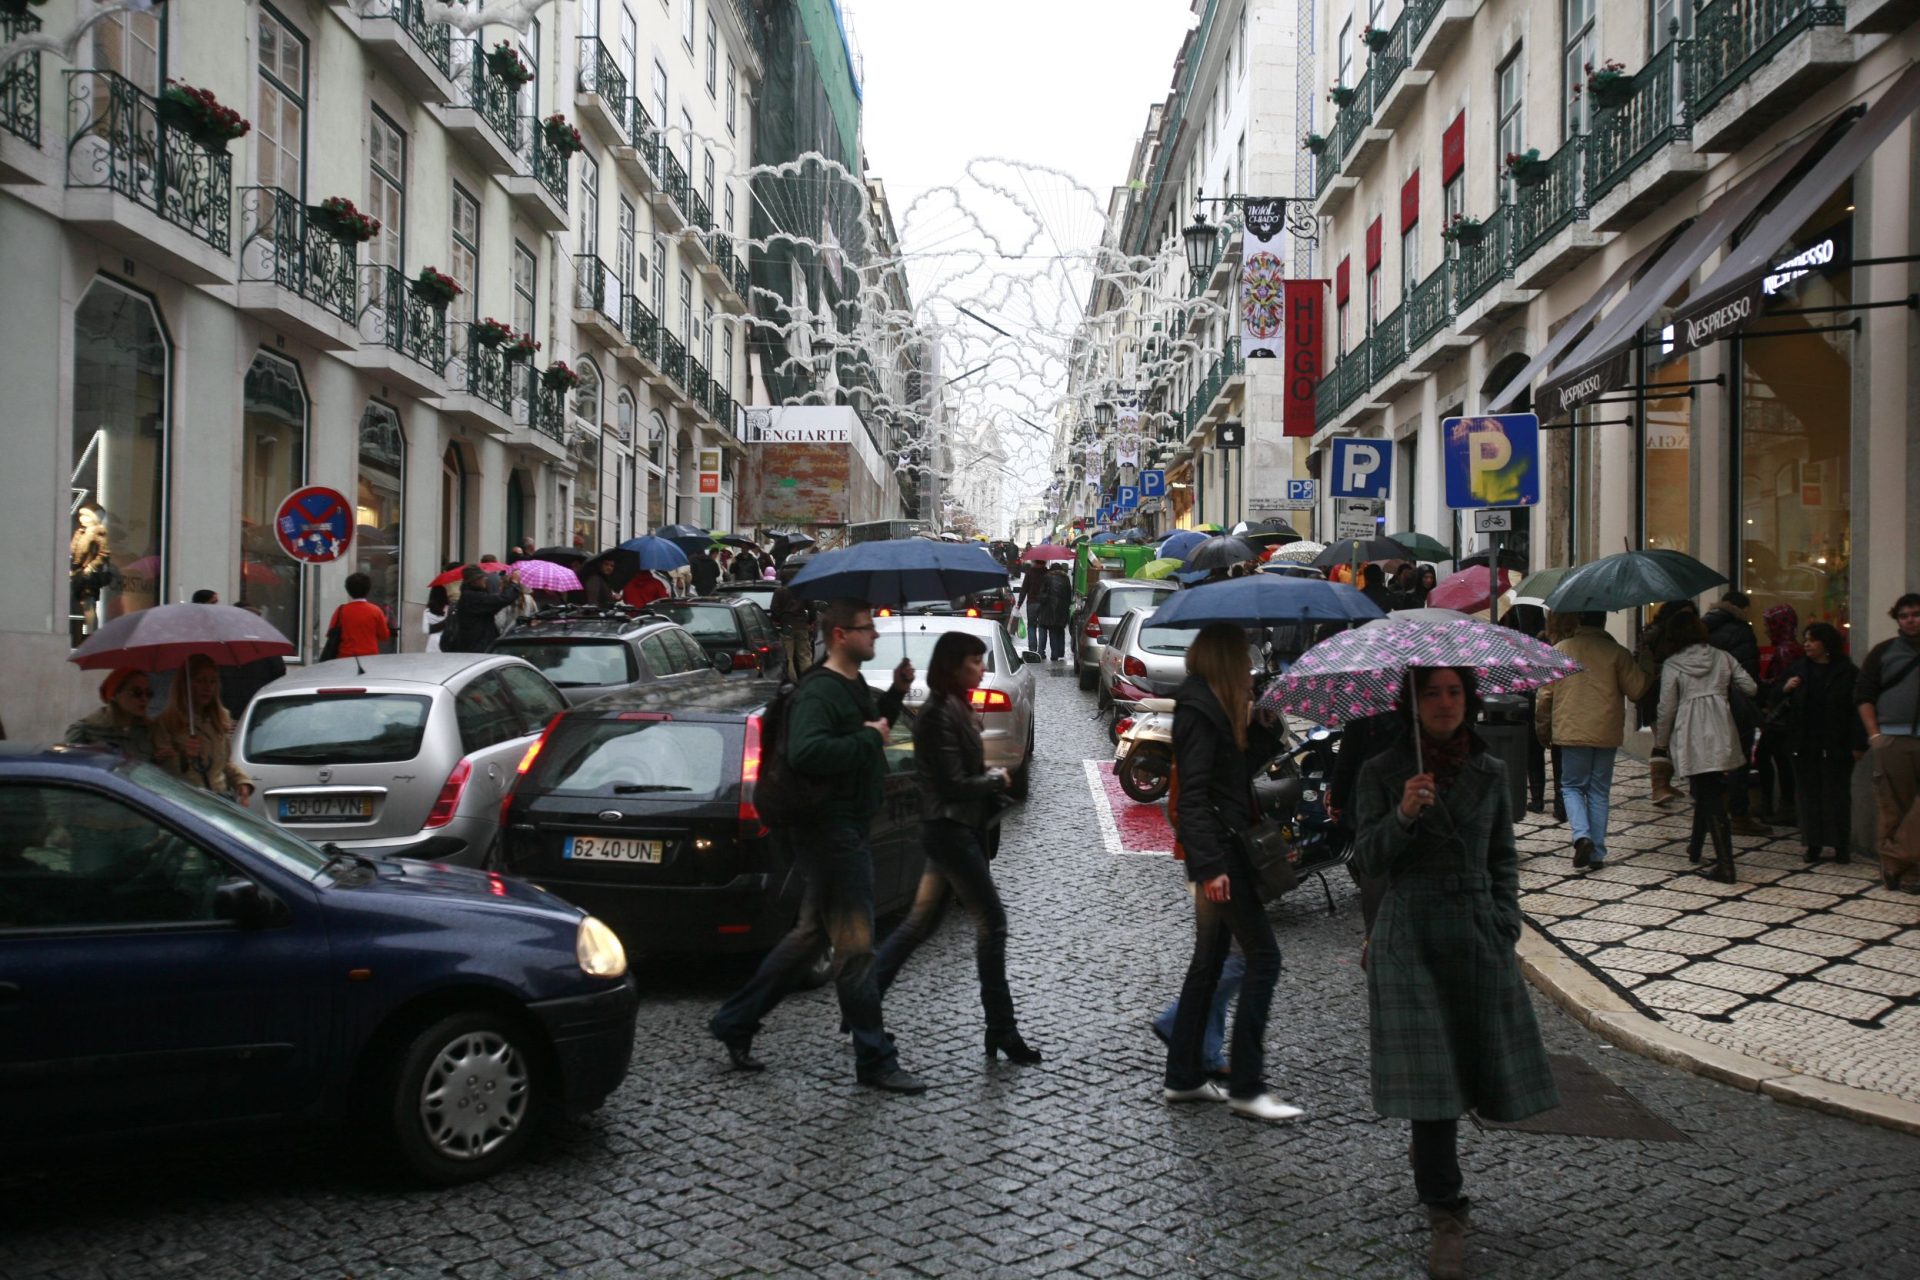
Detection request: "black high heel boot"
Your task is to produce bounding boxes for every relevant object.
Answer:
[1709,816,1737,884]
[985,1030,1043,1064]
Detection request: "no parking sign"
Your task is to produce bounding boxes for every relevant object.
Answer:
[274,486,355,563]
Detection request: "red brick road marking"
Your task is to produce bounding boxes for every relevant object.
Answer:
[1083,759,1174,858]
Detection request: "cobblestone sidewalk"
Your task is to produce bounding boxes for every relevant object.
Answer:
[1515,757,1920,1106]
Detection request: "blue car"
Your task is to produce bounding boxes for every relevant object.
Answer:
[0,744,637,1184]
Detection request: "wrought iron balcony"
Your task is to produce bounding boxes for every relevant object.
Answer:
[1371,302,1408,382]
[238,187,359,323]
[577,36,628,109]
[626,97,660,171]
[358,263,447,373]
[1315,361,1344,427]
[1453,204,1510,312]
[573,253,623,327]
[658,147,690,213]
[1332,70,1373,165]
[1337,332,1373,409]
[1509,137,1586,268]
[526,120,570,207]
[659,329,688,385]
[524,365,566,442]
[64,71,234,255]
[1692,0,1844,119]
[1405,261,1452,352]
[1690,0,1849,152]
[688,189,712,231]
[381,0,452,75]
[686,355,712,408]
[458,323,521,414]
[1586,40,1690,208]
[625,294,660,361]
[710,385,735,430]
[2,7,40,148]
[452,39,522,152]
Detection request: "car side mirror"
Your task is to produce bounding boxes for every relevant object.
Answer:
[213,877,278,929]
[712,652,733,674]
[1020,649,1044,664]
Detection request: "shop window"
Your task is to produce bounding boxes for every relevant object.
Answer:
[357,403,405,644]
[241,354,307,653]
[1642,342,1692,557]
[574,447,600,550]
[70,279,169,647]
[572,359,602,425]
[506,469,530,553]
[440,445,467,567]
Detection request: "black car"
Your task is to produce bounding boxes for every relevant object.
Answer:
[643,598,781,676]
[490,610,727,705]
[498,679,926,957]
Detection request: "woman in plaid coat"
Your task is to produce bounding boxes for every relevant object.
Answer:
[1354,666,1558,1279]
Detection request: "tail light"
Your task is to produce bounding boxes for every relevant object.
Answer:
[501,714,564,832]
[738,712,767,834]
[876,607,893,617]
[425,758,471,829]
[968,687,1013,713]
[1123,656,1148,677]
[1116,717,1135,736]
[965,607,980,617]
[731,651,758,670]
[1084,619,1103,638]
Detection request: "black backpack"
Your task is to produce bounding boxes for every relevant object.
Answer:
[753,669,831,826]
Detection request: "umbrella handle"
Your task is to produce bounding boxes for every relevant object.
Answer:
[1409,669,1423,778]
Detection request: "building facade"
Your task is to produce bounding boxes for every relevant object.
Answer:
[0,0,762,742]
[1305,0,1920,650]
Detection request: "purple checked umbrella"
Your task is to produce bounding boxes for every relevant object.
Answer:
[506,558,584,593]
[1260,619,1583,773]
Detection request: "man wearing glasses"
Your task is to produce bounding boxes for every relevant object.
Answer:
[1856,593,1920,893]
[709,598,928,1092]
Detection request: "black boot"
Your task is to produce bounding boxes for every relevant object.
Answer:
[1708,815,1736,884]
[985,1030,1043,1064]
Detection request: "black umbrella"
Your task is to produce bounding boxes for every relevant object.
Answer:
[1311,536,1413,569]
[1244,518,1302,538]
[772,530,816,549]
[1460,547,1530,573]
[530,545,589,565]
[654,522,711,554]
[1182,535,1257,573]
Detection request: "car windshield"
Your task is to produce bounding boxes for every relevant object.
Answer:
[120,761,333,880]
[531,721,731,799]
[491,638,634,688]
[244,693,433,764]
[1104,588,1172,617]
[1138,625,1196,657]
[861,630,996,674]
[649,604,742,643]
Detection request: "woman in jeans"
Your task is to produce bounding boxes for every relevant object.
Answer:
[1780,622,1865,864]
[1354,666,1558,1280]
[1162,623,1301,1123]
[871,631,1041,1064]
[1656,614,1758,883]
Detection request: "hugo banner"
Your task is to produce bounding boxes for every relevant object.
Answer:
[1239,197,1288,359]
[1283,280,1327,438]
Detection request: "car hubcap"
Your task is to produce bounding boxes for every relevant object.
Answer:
[419,1031,528,1160]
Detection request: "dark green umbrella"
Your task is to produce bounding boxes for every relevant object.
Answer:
[1386,531,1450,560]
[1461,547,1530,573]
[1543,549,1728,613]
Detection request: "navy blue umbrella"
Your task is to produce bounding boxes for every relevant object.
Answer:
[614,536,692,570]
[1088,531,1119,545]
[654,522,711,554]
[1144,575,1386,628]
[1159,530,1208,561]
[787,540,1009,605]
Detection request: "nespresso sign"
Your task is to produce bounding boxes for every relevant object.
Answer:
[1536,349,1631,421]
[1666,223,1849,358]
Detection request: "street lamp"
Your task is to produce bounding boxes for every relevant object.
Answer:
[1181,204,1218,280]
[1093,401,1115,430]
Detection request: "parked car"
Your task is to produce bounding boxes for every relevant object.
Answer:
[234,654,570,868]
[712,581,780,612]
[1071,577,1176,690]
[860,614,1038,798]
[491,611,726,705]
[0,745,636,1184]
[643,598,782,676]
[498,679,926,961]
[1098,605,1198,713]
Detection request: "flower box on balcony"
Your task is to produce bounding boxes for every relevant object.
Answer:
[1361,25,1391,51]
[541,360,582,393]
[1440,215,1485,245]
[505,334,542,362]
[411,266,463,309]
[309,196,380,244]
[1303,133,1328,155]
[474,316,516,348]
[540,113,585,157]
[1504,149,1549,187]
[1328,84,1357,107]
[486,42,533,89]
[157,81,251,153]
[1584,60,1633,109]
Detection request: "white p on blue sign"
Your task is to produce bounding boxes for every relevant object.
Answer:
[1139,469,1166,498]
[1285,479,1317,505]
[1116,485,1139,510]
[1329,438,1392,499]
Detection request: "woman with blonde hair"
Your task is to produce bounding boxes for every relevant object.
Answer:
[1161,622,1301,1123]
[152,654,254,802]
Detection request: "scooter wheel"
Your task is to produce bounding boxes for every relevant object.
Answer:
[1117,744,1172,803]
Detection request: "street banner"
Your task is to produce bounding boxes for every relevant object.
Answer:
[1239,197,1288,359]
[1442,413,1539,508]
[1116,437,1140,469]
[1328,437,1392,499]
[698,447,722,496]
[1283,280,1327,438]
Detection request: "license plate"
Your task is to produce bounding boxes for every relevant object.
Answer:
[1113,744,1130,765]
[277,795,375,822]
[564,835,664,863]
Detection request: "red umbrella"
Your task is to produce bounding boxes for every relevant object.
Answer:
[70,603,295,672]
[1024,544,1074,562]
[429,565,471,588]
[1427,566,1514,614]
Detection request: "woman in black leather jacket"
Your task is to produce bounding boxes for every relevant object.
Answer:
[870,631,1042,1064]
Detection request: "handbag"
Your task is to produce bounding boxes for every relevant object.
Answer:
[1211,801,1298,898]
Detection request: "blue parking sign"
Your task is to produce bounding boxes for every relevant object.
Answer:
[1140,469,1166,497]
[1116,485,1139,510]
[1442,413,1539,509]
[1329,438,1392,499]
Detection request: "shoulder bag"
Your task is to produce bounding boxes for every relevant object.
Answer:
[1211,801,1298,899]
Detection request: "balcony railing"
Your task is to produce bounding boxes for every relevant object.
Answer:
[626,97,660,170]
[1404,0,1446,49]
[686,355,712,407]
[1372,302,1408,379]
[452,322,520,412]
[625,294,660,360]
[1406,261,1451,351]
[65,71,233,254]
[451,39,522,150]
[659,329,687,384]
[526,118,570,207]
[358,263,447,371]
[573,252,623,326]
[1338,332,1372,407]
[659,147,690,212]
[1691,0,1845,119]
[689,189,712,231]
[238,187,358,322]
[1332,69,1373,164]
[1586,38,1690,206]
[1509,136,1586,265]
[576,36,628,109]
[1453,204,1510,311]
[1370,14,1412,106]
[2,8,40,147]
[710,385,735,429]
[1316,364,1343,424]
[524,365,566,441]
[380,0,453,77]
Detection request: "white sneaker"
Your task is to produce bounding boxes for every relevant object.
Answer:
[1228,1093,1304,1123]
[1163,1080,1230,1104]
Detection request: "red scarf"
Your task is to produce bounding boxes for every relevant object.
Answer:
[1420,726,1473,793]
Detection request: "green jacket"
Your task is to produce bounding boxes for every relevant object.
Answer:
[785,667,905,823]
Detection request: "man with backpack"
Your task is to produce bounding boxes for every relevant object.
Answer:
[708,598,928,1093]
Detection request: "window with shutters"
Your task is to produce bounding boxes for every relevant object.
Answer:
[368,110,406,268]
[255,6,306,197]
[450,183,480,322]
[579,152,600,258]
[512,240,537,337]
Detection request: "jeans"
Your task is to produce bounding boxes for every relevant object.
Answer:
[710,820,897,1078]
[1152,950,1244,1073]
[1034,624,1066,660]
[1559,746,1618,860]
[1794,746,1853,856]
[1165,870,1281,1099]
[873,820,1018,1035]
[1412,1119,1463,1207]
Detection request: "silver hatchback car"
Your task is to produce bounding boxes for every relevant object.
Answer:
[233,653,570,867]
[858,614,1039,797]
[1072,578,1176,690]
[1097,605,1198,711]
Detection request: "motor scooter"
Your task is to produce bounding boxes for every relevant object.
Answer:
[1112,698,1175,803]
[1252,720,1352,914]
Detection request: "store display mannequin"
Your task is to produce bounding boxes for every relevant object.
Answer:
[69,505,111,639]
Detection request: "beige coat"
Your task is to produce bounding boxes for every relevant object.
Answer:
[152,716,253,798]
[1536,626,1653,749]
[1656,643,1757,778]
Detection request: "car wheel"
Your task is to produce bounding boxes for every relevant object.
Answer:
[381,1009,544,1185]
[1077,661,1097,691]
[1117,743,1172,804]
[795,943,834,990]
[1008,725,1035,800]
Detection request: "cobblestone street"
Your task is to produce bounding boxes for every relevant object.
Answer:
[3,669,1918,1279]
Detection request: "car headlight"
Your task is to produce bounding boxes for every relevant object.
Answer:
[576,915,628,979]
